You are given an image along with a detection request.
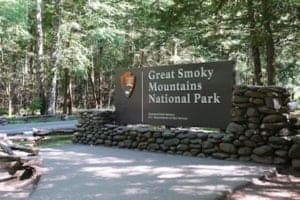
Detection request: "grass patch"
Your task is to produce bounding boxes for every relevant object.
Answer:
[13,135,73,149]
[40,135,73,147]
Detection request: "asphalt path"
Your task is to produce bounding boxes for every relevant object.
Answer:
[0,120,77,135]
[29,145,274,200]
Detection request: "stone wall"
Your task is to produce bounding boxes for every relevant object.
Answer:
[73,86,300,169]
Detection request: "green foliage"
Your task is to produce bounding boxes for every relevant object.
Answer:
[0,0,299,114]
[278,62,300,85]
[0,0,30,26]
[0,107,8,116]
[0,0,31,50]
[28,98,43,115]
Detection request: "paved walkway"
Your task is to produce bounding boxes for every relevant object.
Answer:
[0,120,77,135]
[229,171,300,200]
[28,144,274,200]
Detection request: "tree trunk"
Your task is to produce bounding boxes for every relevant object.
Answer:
[68,80,73,115]
[89,45,99,108]
[11,56,18,115]
[48,70,58,114]
[247,0,262,85]
[35,0,46,114]
[170,40,179,64]
[20,50,29,109]
[63,68,70,114]
[7,83,12,117]
[89,71,99,108]
[265,32,276,85]
[0,40,3,64]
[252,47,263,85]
[62,68,73,115]
[98,47,104,109]
[84,80,88,109]
[262,0,276,85]
[107,70,113,107]
[47,0,62,115]
[98,71,103,109]
[123,29,134,67]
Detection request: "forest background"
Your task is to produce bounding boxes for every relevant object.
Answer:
[0,0,299,117]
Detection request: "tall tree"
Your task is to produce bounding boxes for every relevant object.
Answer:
[262,0,276,85]
[47,0,62,114]
[35,0,46,114]
[247,0,262,85]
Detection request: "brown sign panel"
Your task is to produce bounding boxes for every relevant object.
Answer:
[115,61,234,129]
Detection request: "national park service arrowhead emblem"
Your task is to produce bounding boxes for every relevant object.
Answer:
[120,71,136,98]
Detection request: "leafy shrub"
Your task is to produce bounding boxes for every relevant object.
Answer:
[28,98,42,115]
[0,108,8,116]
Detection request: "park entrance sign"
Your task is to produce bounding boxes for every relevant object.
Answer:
[115,61,235,128]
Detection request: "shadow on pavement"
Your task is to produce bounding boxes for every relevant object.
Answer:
[29,144,274,200]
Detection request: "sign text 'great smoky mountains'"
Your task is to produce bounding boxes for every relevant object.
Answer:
[115,61,234,128]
